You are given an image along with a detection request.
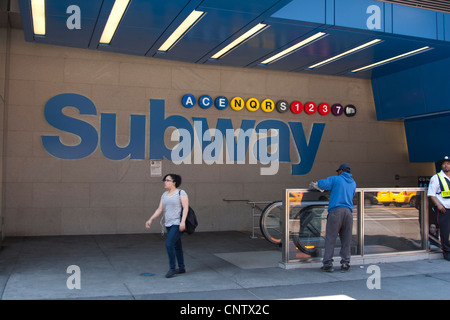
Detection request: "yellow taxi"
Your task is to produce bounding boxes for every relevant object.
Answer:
[288,192,304,208]
[393,191,417,207]
[376,191,417,207]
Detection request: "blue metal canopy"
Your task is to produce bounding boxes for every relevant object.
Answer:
[17,0,450,80]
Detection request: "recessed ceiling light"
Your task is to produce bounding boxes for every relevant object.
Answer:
[307,39,383,70]
[351,46,433,73]
[99,0,131,45]
[31,0,46,36]
[211,23,269,60]
[260,32,328,65]
[158,10,206,52]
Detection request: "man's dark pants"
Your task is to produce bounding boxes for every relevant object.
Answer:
[323,207,353,267]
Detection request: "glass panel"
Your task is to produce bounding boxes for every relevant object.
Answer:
[364,190,424,254]
[285,190,358,262]
[282,188,428,265]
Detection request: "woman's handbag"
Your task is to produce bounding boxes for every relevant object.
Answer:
[179,190,198,234]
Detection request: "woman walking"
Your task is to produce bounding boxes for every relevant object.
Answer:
[146,174,189,278]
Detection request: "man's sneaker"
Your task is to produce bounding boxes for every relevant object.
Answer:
[321,265,334,272]
[175,268,186,274]
[341,263,350,272]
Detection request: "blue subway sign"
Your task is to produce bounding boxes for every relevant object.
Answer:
[41,93,330,175]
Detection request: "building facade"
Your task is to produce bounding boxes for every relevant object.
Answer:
[2,0,446,237]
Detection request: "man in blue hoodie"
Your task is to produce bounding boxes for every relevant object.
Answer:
[315,164,356,272]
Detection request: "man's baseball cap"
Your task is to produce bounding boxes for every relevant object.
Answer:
[337,164,351,173]
[437,156,450,167]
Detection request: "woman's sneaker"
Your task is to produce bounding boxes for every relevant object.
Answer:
[165,269,177,278]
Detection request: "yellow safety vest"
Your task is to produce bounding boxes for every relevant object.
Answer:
[438,172,450,198]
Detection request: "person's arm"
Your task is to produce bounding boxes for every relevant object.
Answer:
[317,176,334,191]
[430,196,446,213]
[428,175,446,213]
[145,198,164,229]
[179,194,189,232]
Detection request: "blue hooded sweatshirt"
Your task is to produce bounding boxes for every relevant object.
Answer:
[318,172,356,212]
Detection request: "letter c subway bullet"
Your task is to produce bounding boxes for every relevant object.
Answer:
[199,95,212,109]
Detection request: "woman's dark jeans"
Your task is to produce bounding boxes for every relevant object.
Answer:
[165,225,185,270]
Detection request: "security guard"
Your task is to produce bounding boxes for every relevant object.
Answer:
[428,156,450,260]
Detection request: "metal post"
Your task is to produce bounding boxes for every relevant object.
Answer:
[421,191,429,251]
[357,190,364,256]
[250,202,257,239]
[281,189,289,264]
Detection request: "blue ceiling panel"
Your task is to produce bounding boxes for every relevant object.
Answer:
[199,0,284,15]
[154,9,260,62]
[16,0,450,80]
[154,0,290,63]
[270,0,326,25]
[97,0,192,55]
[253,32,333,72]
[34,15,98,48]
[98,26,162,56]
[206,21,322,68]
[21,0,104,47]
[445,14,450,41]
[404,114,450,163]
[370,49,450,79]
[87,0,115,49]
[334,0,386,32]
[287,29,378,72]
[44,0,102,19]
[335,38,432,75]
[392,4,438,40]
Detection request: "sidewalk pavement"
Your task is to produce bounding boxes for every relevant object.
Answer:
[0,231,449,300]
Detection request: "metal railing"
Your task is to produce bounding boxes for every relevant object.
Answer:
[281,188,429,265]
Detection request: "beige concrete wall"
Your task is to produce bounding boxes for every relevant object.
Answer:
[0,24,8,240]
[4,29,434,236]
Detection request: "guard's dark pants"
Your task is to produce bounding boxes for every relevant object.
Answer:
[323,207,353,267]
[436,209,450,259]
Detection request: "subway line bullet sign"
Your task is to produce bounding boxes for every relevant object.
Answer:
[181,94,356,117]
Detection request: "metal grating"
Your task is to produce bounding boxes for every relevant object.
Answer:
[376,0,450,13]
